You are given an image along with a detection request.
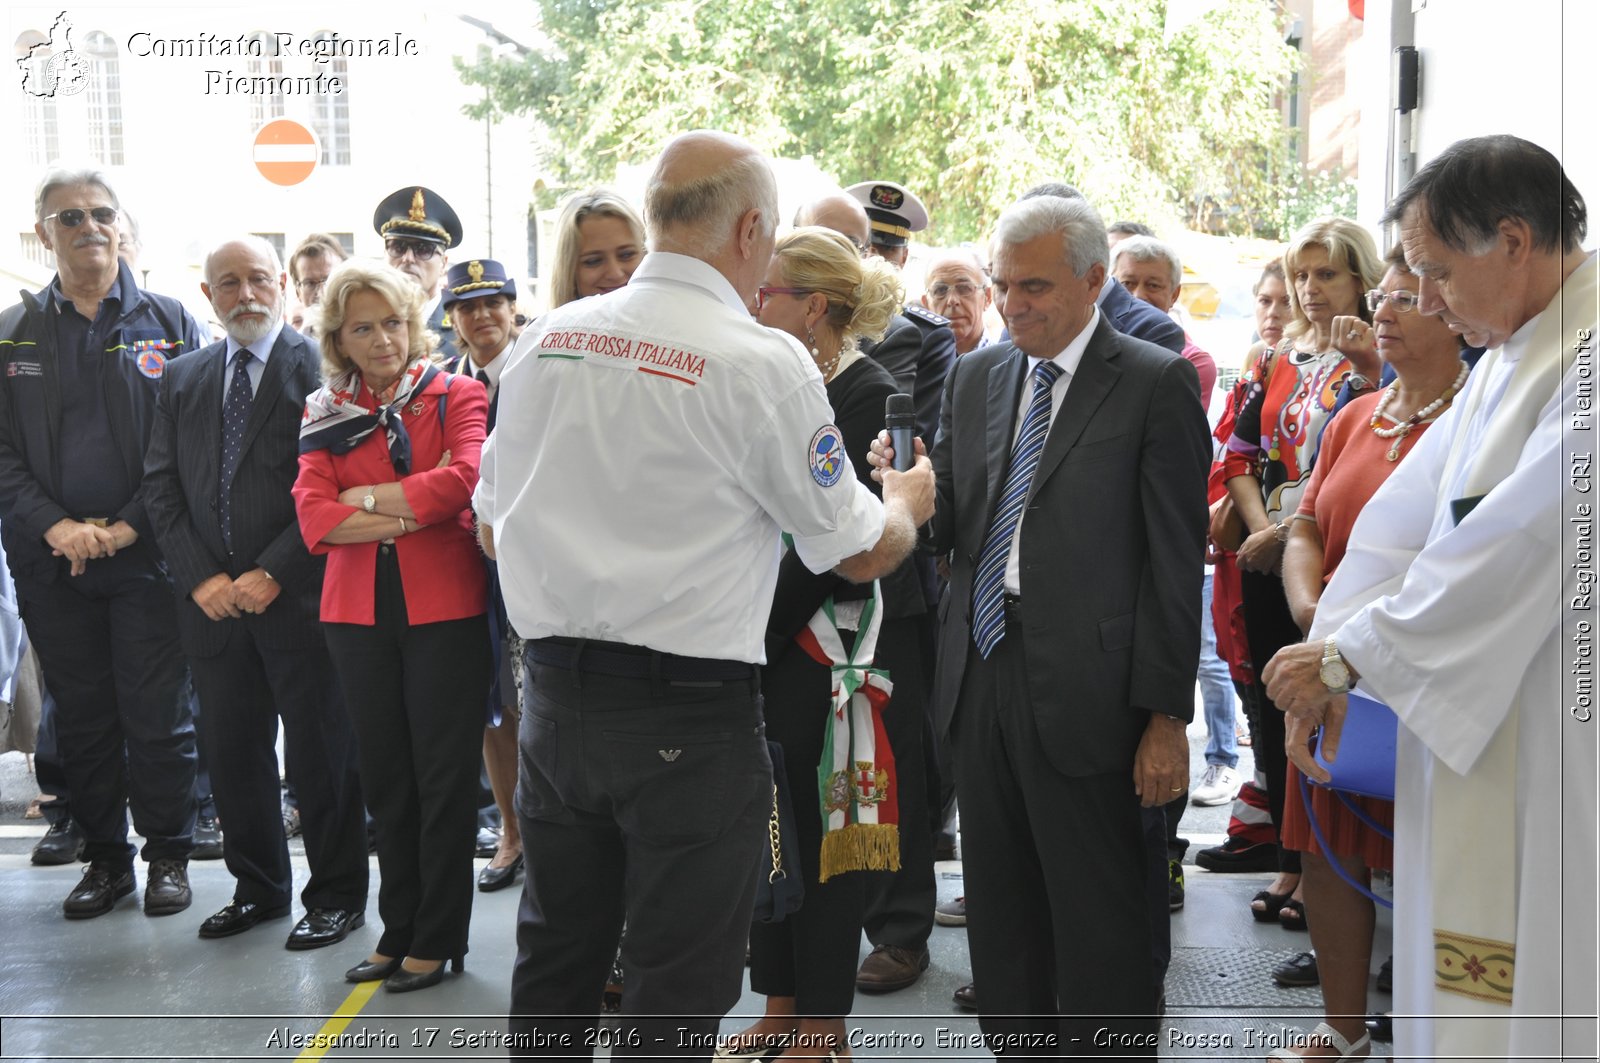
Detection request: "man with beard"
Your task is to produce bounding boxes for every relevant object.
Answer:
[373,187,462,360]
[0,168,206,919]
[143,237,370,949]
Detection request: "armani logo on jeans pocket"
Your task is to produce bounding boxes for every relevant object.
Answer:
[658,749,682,762]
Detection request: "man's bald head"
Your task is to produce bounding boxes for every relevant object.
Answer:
[794,193,870,253]
[646,131,777,255]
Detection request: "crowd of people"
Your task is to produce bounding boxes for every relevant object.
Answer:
[0,128,1591,1063]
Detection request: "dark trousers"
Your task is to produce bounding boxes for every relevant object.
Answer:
[33,685,71,828]
[188,621,368,911]
[954,633,1157,1059]
[16,548,194,867]
[748,618,926,1014]
[1239,569,1301,877]
[509,649,769,1062]
[323,547,488,960]
[862,618,934,953]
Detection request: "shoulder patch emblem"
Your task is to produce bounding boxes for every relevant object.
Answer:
[809,425,846,487]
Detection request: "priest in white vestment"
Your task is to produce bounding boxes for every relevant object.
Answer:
[1265,135,1598,1063]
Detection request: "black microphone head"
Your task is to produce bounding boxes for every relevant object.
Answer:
[885,393,915,426]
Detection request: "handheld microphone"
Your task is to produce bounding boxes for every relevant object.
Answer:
[885,394,916,472]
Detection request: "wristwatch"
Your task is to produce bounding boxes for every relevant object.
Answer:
[1347,372,1374,391]
[362,490,377,514]
[1319,636,1353,695]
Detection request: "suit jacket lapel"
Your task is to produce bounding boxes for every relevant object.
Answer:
[1029,318,1121,500]
[984,348,1027,521]
[196,345,225,493]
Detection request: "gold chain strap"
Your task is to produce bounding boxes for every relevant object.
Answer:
[767,782,785,883]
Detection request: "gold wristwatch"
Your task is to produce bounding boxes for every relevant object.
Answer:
[1319,636,1353,695]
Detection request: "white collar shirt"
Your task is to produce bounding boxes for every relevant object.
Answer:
[474,251,885,662]
[464,344,509,402]
[1005,307,1100,594]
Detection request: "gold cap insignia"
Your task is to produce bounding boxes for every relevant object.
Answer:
[468,260,484,283]
[408,189,426,222]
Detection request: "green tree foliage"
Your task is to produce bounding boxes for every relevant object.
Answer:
[459,0,1300,243]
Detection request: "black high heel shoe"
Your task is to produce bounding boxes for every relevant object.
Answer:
[345,955,403,983]
[478,853,524,893]
[382,956,463,994]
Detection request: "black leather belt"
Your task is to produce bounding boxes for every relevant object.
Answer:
[526,636,757,682]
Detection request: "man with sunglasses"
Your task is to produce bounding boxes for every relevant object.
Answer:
[0,167,207,920]
[372,187,463,361]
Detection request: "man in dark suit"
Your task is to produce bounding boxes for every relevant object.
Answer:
[876,195,1207,1054]
[143,237,368,948]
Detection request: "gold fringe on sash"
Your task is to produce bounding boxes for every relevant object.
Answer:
[819,822,900,882]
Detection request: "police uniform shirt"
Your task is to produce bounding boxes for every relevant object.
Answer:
[475,251,884,664]
[51,271,137,519]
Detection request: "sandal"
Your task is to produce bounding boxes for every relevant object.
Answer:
[1251,889,1291,923]
[1278,897,1308,931]
[1236,721,1253,747]
[1265,1021,1370,1060]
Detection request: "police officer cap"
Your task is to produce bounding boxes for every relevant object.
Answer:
[373,186,463,248]
[442,258,517,309]
[843,180,929,249]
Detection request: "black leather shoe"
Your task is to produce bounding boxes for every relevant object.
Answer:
[192,816,225,861]
[477,854,523,893]
[855,944,930,993]
[286,908,364,950]
[383,957,462,993]
[1365,1012,1393,1042]
[475,826,501,858]
[198,899,291,939]
[1194,838,1279,873]
[1272,950,1320,987]
[63,863,135,919]
[1376,954,1393,993]
[144,859,192,916]
[952,981,977,1011]
[345,956,403,983]
[31,819,86,866]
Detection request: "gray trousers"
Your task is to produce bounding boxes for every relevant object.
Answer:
[509,646,770,1062]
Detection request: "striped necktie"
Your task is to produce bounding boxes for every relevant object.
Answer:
[970,359,1063,657]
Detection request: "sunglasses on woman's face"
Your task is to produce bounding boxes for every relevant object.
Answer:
[44,206,119,228]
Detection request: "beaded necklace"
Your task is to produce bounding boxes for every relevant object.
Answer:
[1368,361,1470,461]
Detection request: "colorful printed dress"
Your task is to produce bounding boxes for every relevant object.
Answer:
[1222,347,1355,521]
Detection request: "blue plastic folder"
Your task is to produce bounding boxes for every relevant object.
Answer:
[1310,689,1397,802]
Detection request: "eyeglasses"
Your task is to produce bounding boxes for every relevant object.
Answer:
[44,206,119,228]
[1365,288,1420,314]
[756,286,812,310]
[385,239,440,261]
[927,281,982,300]
[296,278,327,296]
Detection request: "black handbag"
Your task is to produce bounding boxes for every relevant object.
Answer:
[752,740,804,923]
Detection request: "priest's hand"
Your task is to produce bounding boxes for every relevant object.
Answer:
[1263,640,1336,723]
[1133,712,1189,807]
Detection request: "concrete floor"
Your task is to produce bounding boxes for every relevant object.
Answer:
[0,711,1393,1061]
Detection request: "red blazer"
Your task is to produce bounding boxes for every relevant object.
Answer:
[293,369,488,625]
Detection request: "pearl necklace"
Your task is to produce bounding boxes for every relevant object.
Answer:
[1369,361,1470,461]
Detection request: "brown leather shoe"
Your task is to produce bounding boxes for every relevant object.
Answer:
[855,944,930,993]
[144,859,192,916]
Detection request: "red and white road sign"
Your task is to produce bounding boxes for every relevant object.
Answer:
[253,120,319,186]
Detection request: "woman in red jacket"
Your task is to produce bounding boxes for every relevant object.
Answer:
[293,260,490,993]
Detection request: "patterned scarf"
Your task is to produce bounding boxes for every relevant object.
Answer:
[794,588,900,882]
[299,361,438,474]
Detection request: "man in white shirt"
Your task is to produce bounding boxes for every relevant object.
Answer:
[477,129,934,1060]
[1266,133,1597,1063]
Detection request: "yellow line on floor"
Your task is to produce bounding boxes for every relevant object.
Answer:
[294,979,380,1061]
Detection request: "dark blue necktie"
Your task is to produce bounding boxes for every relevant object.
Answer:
[219,347,254,553]
[971,359,1063,657]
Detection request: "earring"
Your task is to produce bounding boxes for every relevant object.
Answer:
[806,327,819,359]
